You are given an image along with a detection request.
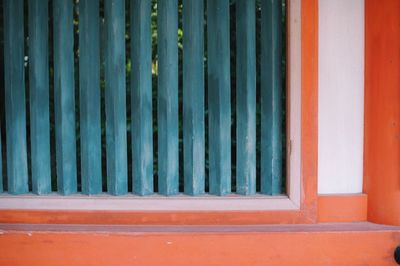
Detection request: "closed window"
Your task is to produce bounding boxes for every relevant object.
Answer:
[0,0,297,211]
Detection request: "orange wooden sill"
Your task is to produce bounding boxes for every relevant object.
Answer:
[0,222,399,265]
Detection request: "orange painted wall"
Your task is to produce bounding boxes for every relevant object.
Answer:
[317,194,367,223]
[364,0,400,225]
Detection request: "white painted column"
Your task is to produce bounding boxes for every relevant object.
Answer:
[318,0,365,194]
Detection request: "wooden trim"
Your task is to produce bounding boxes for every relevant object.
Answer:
[286,0,302,207]
[317,194,367,222]
[299,0,318,222]
[0,194,297,211]
[364,0,400,225]
[0,0,319,224]
[0,210,308,225]
[1,223,399,265]
[3,222,397,233]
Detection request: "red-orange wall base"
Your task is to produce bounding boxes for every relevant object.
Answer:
[0,223,399,266]
[318,194,367,222]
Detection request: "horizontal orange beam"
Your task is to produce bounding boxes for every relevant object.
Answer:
[0,209,312,225]
[0,223,399,265]
[318,194,367,222]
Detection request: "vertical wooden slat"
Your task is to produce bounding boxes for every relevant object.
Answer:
[236,0,256,195]
[104,0,127,195]
[29,0,51,195]
[157,0,179,195]
[79,0,102,195]
[4,0,29,194]
[53,0,77,195]
[183,0,204,195]
[207,0,231,195]
[131,0,153,195]
[261,0,283,195]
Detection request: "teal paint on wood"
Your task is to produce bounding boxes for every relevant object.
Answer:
[183,0,205,195]
[157,0,179,196]
[261,0,283,195]
[236,0,256,195]
[29,0,51,195]
[207,0,231,195]
[131,0,153,196]
[105,0,128,195]
[79,0,102,195]
[4,0,29,194]
[53,0,77,195]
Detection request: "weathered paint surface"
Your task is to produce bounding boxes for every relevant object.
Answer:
[29,0,51,195]
[105,0,128,195]
[261,0,283,195]
[79,0,102,195]
[207,0,231,196]
[0,223,399,265]
[53,0,77,195]
[183,0,205,195]
[236,0,256,195]
[364,0,400,225]
[131,0,154,196]
[4,0,29,194]
[157,0,179,195]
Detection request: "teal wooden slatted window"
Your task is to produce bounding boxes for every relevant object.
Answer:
[0,0,286,197]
